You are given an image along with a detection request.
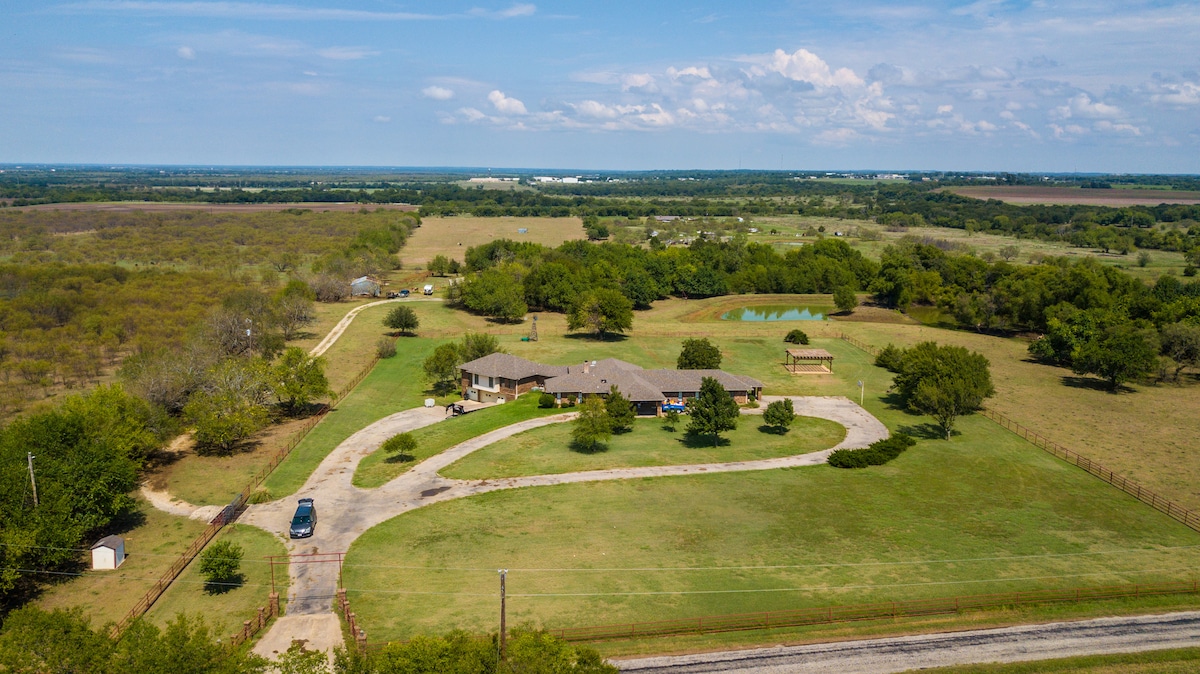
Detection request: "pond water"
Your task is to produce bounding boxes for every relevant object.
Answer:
[721,305,830,321]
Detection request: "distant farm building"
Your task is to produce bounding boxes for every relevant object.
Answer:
[91,536,126,570]
[350,276,381,297]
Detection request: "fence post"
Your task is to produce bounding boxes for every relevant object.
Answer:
[258,607,266,629]
[269,592,279,616]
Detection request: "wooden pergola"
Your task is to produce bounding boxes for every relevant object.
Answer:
[785,348,835,374]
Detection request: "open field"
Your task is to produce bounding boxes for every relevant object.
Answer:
[342,350,1200,642]
[738,216,1190,280]
[16,201,418,213]
[442,414,846,479]
[144,524,288,638]
[35,497,209,628]
[911,646,1200,673]
[942,186,1200,206]
[403,215,585,265]
[354,393,564,488]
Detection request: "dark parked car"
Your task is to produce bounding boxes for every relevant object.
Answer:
[289,498,317,539]
[399,289,410,298]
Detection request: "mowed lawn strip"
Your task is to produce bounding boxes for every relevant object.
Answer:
[354,395,563,488]
[441,414,846,479]
[144,524,288,638]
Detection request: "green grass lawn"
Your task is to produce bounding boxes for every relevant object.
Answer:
[144,524,288,639]
[261,336,451,499]
[909,647,1200,673]
[342,343,1200,642]
[442,414,846,479]
[35,499,209,629]
[354,394,564,488]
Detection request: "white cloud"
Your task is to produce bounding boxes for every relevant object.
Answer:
[67,1,538,21]
[759,48,864,89]
[667,66,713,80]
[1095,120,1142,135]
[574,100,618,118]
[814,128,859,145]
[1152,81,1200,106]
[622,73,656,91]
[937,104,954,114]
[373,115,391,123]
[637,104,674,127]
[422,86,455,100]
[459,107,487,122]
[488,90,527,115]
[1054,93,1122,119]
[317,46,378,60]
[177,45,195,59]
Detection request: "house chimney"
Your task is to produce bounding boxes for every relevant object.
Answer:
[583,360,590,374]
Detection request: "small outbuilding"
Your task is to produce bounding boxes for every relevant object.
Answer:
[350,276,382,297]
[91,535,126,570]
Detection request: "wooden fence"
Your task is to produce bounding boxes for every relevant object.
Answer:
[548,580,1200,643]
[979,409,1200,534]
[834,331,1200,536]
[111,352,382,637]
[228,592,280,648]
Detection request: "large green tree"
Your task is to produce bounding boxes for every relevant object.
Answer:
[567,289,634,338]
[605,385,635,433]
[1072,324,1159,391]
[198,540,244,593]
[1160,322,1200,381]
[571,396,612,452]
[892,342,995,439]
[273,347,331,414]
[686,377,739,446]
[383,305,419,335]
[422,342,462,395]
[676,338,722,370]
[460,267,527,322]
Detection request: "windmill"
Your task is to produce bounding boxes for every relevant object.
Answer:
[529,315,538,342]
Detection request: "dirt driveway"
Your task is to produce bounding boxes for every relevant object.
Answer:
[237,396,887,656]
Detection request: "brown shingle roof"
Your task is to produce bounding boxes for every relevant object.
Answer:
[459,353,568,380]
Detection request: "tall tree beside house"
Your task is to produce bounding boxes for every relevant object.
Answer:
[460,332,504,362]
[571,396,612,452]
[676,338,722,370]
[567,289,633,338]
[686,377,739,446]
[423,342,462,395]
[605,385,635,433]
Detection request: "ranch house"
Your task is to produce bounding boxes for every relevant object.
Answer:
[459,354,762,415]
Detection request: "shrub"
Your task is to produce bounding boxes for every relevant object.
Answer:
[784,329,809,345]
[198,540,244,592]
[874,343,905,372]
[382,432,417,459]
[828,434,916,469]
[538,392,557,409]
[762,398,795,431]
[376,337,397,359]
[384,305,419,334]
[663,409,680,432]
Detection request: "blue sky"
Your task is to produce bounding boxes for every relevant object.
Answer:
[2,1,1199,171]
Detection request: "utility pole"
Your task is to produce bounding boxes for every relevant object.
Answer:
[857,380,865,406]
[27,452,38,507]
[498,569,508,660]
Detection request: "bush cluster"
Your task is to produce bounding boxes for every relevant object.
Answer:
[784,329,809,345]
[827,433,916,469]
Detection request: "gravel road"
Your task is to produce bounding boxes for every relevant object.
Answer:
[614,611,1200,673]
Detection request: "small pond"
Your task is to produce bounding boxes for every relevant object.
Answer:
[721,305,831,321]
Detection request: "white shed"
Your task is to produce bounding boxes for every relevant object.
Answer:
[91,535,126,570]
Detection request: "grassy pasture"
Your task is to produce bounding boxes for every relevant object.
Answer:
[736,215,1189,280]
[144,524,288,638]
[354,394,563,488]
[403,215,585,265]
[35,498,208,628]
[441,414,846,479]
[342,353,1200,642]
